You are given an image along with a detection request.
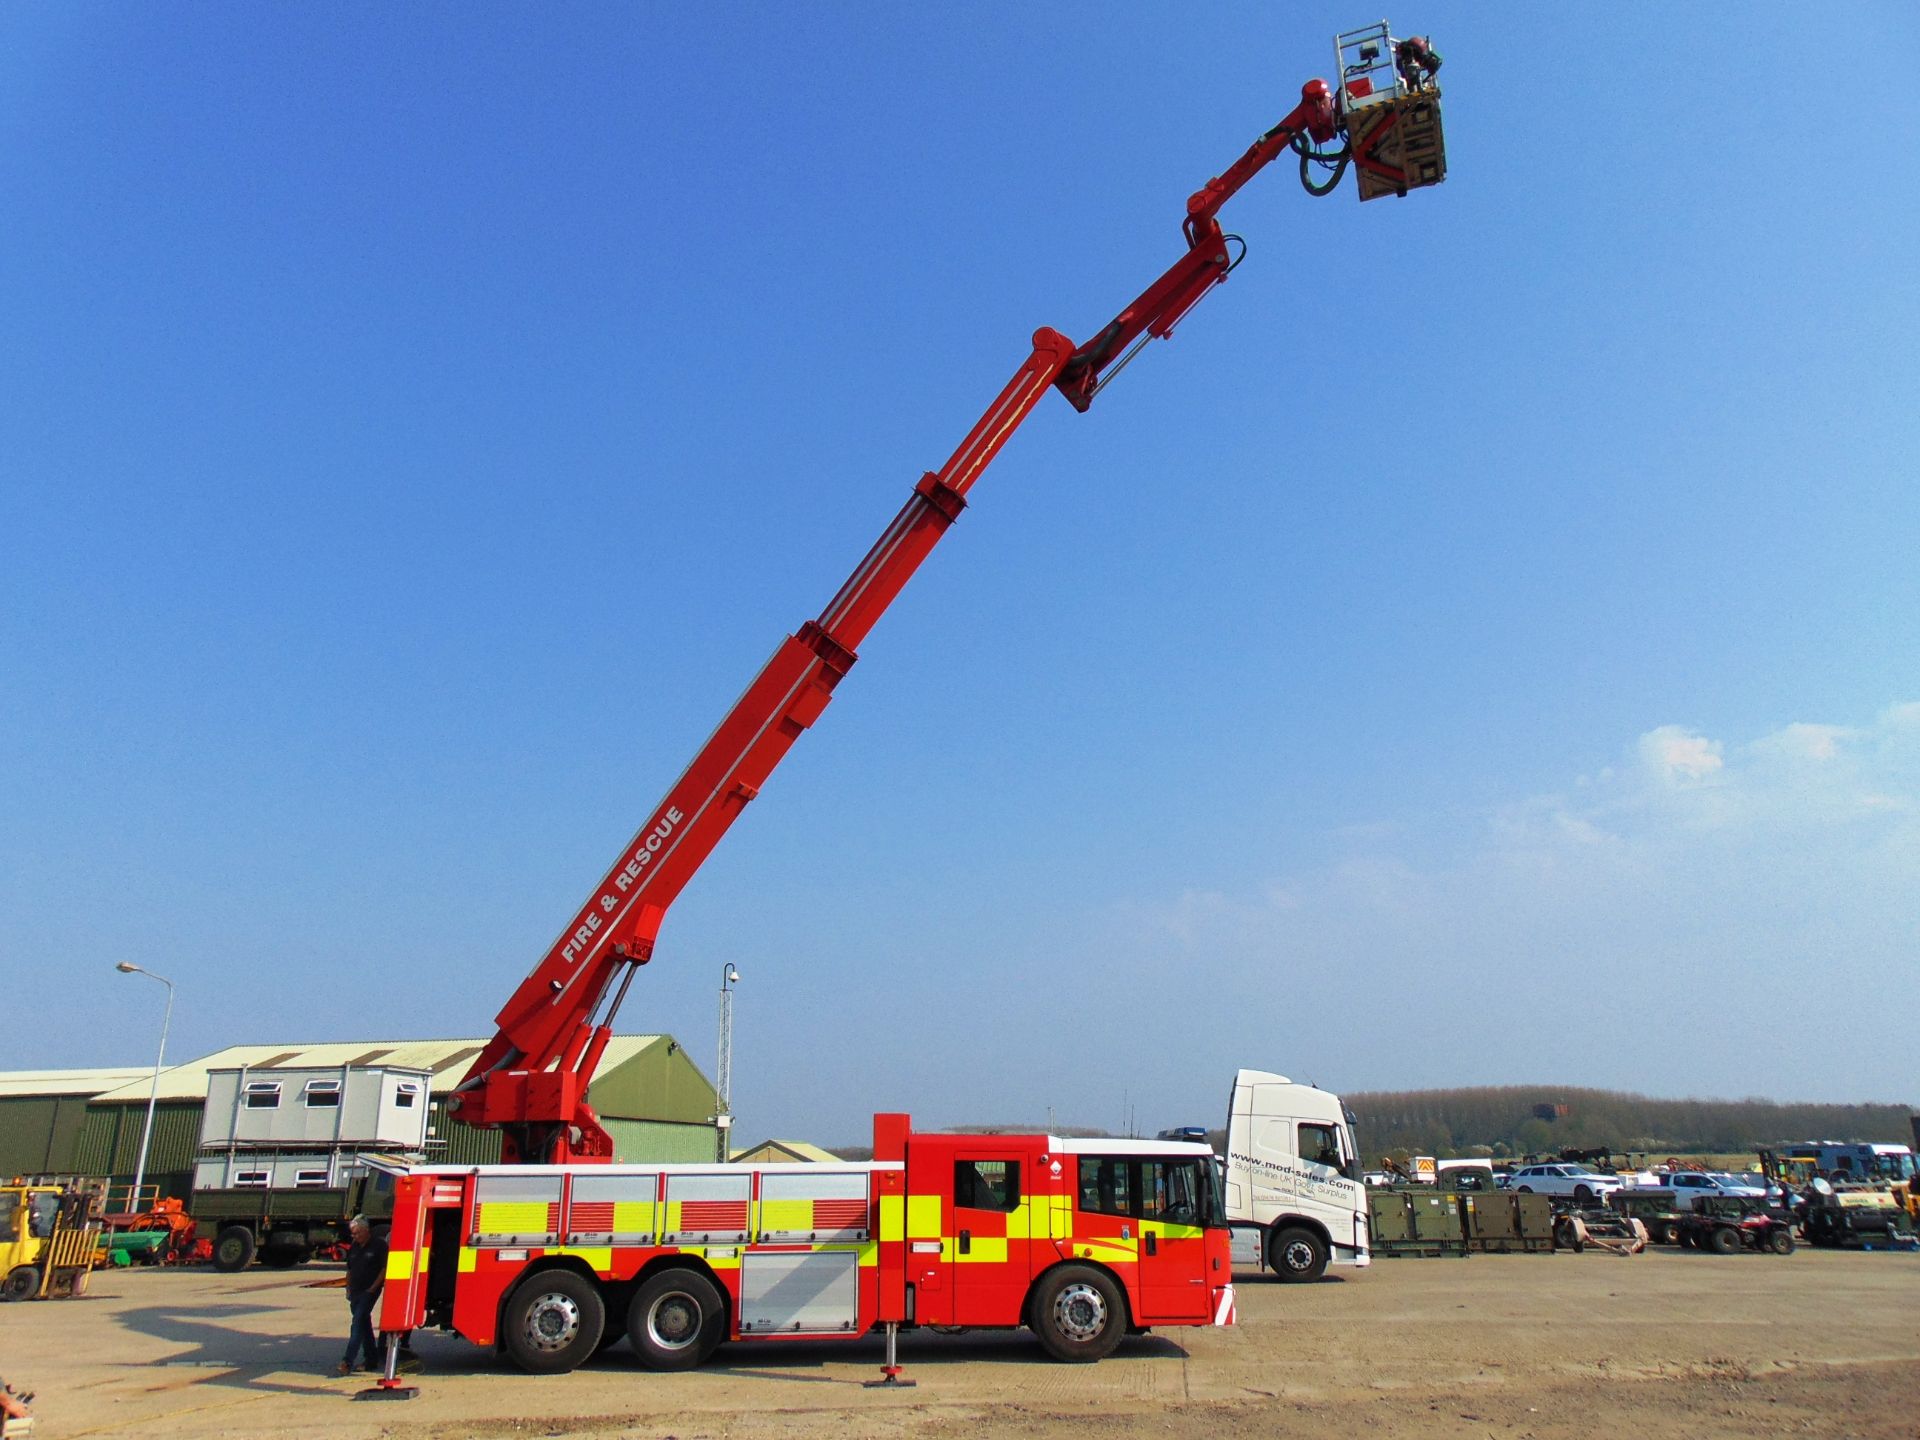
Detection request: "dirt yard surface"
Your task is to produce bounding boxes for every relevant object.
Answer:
[0,1251,1914,1440]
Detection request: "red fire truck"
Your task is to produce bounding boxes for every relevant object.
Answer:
[368,21,1443,1381]
[376,1117,1231,1372]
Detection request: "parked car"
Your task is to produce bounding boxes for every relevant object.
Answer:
[1643,1171,1770,1211]
[1502,1164,1623,1202]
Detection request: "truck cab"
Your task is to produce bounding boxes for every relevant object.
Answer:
[1222,1068,1368,1281]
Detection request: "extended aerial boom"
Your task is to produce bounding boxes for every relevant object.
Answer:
[452,22,1447,1164]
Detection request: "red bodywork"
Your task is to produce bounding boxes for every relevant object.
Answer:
[377,1117,1234,1361]
[449,58,1388,1164]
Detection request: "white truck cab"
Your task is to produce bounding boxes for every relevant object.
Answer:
[1223,1068,1369,1281]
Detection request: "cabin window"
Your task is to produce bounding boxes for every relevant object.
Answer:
[235,1170,270,1188]
[394,1082,420,1109]
[242,1082,282,1110]
[294,1169,330,1188]
[954,1159,1020,1213]
[303,1080,342,1108]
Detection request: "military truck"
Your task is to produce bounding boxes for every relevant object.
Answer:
[191,1062,428,1270]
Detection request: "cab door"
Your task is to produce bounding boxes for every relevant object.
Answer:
[950,1149,1031,1325]
[1136,1157,1211,1322]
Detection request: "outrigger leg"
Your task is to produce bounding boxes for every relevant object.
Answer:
[862,1322,917,1389]
[353,1334,420,1402]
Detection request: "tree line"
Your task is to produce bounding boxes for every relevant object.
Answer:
[1342,1086,1916,1162]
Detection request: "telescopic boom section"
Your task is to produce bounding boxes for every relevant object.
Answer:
[455,331,1078,1162]
[453,44,1414,1164]
[1053,81,1337,412]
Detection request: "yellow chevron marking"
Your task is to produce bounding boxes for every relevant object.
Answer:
[906,1195,942,1239]
[612,1201,653,1231]
[760,1199,813,1232]
[477,1201,551,1233]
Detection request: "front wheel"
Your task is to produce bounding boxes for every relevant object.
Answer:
[1573,1185,1594,1204]
[502,1269,606,1374]
[626,1269,726,1371]
[1268,1225,1329,1283]
[1768,1227,1795,1255]
[1707,1226,1740,1255]
[211,1226,257,1273]
[2,1266,42,1301]
[1031,1264,1126,1362]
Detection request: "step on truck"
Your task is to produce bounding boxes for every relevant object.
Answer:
[375,1116,1233,1372]
[1223,1069,1371,1281]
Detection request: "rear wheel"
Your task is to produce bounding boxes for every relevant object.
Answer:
[1515,1186,1534,1194]
[1268,1226,1330,1283]
[212,1226,257,1273]
[2,1266,42,1301]
[502,1268,606,1374]
[1032,1264,1125,1362]
[1573,1185,1594,1204]
[1707,1225,1740,1255]
[626,1269,725,1371]
[260,1241,311,1269]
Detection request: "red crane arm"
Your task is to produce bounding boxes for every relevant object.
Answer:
[450,52,1403,1164]
[1054,81,1337,412]
[454,331,1077,1160]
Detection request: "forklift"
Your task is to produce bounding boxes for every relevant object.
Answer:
[0,1183,101,1301]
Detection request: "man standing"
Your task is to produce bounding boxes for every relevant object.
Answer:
[336,1216,386,1376]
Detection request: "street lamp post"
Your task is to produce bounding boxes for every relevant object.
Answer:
[115,962,175,1214]
[716,963,741,1162]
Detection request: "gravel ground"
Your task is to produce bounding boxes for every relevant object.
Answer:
[0,1247,1914,1439]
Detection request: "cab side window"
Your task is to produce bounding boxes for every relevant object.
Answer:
[955,1159,1020,1213]
[1076,1157,1134,1218]
[1299,1123,1342,1170]
[1141,1159,1203,1224]
[28,1193,58,1239]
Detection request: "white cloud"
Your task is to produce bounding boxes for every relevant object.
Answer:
[1116,705,1920,1104]
[1638,725,1723,781]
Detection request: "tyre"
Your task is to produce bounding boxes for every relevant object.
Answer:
[2,1266,42,1301]
[1655,1221,1679,1245]
[1515,1186,1533,1194]
[1573,1185,1594,1204]
[1769,1227,1795,1255]
[260,1242,311,1270]
[1707,1225,1740,1255]
[1268,1225,1330,1283]
[1678,1228,1697,1249]
[1031,1264,1126,1363]
[502,1268,606,1374]
[212,1226,257,1273]
[626,1268,726,1371]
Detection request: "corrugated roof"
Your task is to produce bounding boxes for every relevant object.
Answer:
[86,1036,664,1105]
[0,1068,153,1099]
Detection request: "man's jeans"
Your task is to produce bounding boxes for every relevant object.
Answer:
[344,1291,379,1370]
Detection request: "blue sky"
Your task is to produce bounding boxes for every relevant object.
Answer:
[3,6,1915,1146]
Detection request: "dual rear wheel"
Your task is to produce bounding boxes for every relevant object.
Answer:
[500,1266,728,1374]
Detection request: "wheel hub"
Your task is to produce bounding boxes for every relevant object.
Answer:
[648,1291,701,1350]
[1282,1240,1315,1271]
[524,1291,582,1352]
[1051,1281,1108,1342]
